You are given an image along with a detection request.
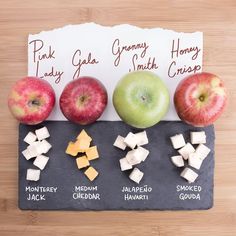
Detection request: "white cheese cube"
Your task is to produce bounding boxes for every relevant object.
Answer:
[178,142,195,160]
[22,148,35,160]
[135,131,149,146]
[35,127,50,141]
[129,168,144,184]
[27,144,39,158]
[113,135,126,150]
[180,167,198,183]
[119,157,132,171]
[41,140,52,153]
[35,140,52,154]
[31,141,41,147]
[195,144,211,160]
[30,141,42,155]
[24,132,37,145]
[30,141,41,150]
[171,155,184,167]
[188,153,203,170]
[33,155,49,170]
[170,134,186,149]
[126,149,143,165]
[190,131,206,144]
[136,146,149,162]
[124,132,138,149]
[26,169,40,181]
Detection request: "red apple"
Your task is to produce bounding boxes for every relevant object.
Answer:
[174,72,227,127]
[8,77,55,125]
[60,76,108,125]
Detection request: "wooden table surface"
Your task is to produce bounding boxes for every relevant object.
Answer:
[0,0,236,235]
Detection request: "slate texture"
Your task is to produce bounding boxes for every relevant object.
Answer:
[19,121,214,210]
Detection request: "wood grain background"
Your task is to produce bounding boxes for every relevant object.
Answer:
[0,0,236,235]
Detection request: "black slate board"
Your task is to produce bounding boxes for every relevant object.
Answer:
[19,121,215,210]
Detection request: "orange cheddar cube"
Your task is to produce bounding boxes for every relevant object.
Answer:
[86,146,99,160]
[76,156,90,169]
[84,166,98,181]
[75,138,91,150]
[76,129,92,142]
[66,142,78,156]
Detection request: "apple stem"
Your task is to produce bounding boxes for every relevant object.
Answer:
[28,100,40,106]
[199,95,205,102]
[80,96,85,102]
[141,95,146,101]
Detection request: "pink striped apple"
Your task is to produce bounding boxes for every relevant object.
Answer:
[174,72,227,127]
[8,77,55,125]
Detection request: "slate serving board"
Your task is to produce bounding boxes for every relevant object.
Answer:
[19,121,215,210]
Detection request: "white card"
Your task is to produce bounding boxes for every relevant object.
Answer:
[28,23,203,121]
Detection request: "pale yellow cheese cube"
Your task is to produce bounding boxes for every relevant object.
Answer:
[76,129,92,142]
[86,146,99,160]
[66,142,78,156]
[84,166,98,181]
[75,138,91,150]
[76,156,90,169]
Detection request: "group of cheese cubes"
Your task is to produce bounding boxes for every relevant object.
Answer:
[65,130,99,182]
[113,131,149,184]
[22,127,52,181]
[170,131,211,183]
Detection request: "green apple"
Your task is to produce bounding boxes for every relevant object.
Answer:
[112,71,170,128]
